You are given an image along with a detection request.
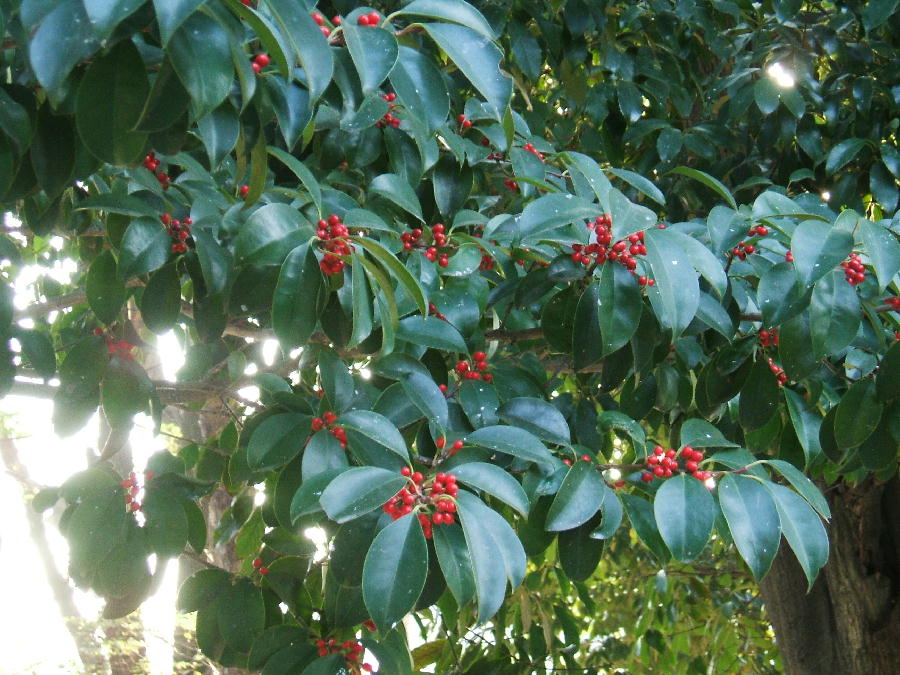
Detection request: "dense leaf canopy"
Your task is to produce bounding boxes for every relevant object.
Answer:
[1,0,898,672]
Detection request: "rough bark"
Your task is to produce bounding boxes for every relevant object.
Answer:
[760,477,900,675]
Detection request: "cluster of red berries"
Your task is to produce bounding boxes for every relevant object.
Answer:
[747,224,769,237]
[356,11,380,25]
[572,215,653,283]
[427,302,448,322]
[785,249,794,263]
[376,92,400,128]
[479,252,494,270]
[161,213,192,254]
[121,470,153,511]
[758,327,779,348]
[455,351,492,382]
[522,142,544,162]
[503,178,519,191]
[311,12,334,37]
[250,53,270,74]
[731,241,756,260]
[142,152,170,190]
[767,357,788,386]
[562,454,593,466]
[487,150,504,160]
[314,639,372,672]
[435,436,464,459]
[316,214,354,275]
[383,467,459,539]
[456,114,473,130]
[842,253,866,285]
[311,411,348,449]
[98,332,136,360]
[641,445,710,483]
[251,557,269,575]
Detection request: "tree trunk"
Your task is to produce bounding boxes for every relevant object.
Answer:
[760,477,900,675]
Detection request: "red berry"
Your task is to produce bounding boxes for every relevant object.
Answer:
[333,15,342,25]
[472,350,486,362]
[452,440,463,451]
[411,472,423,483]
[357,14,370,25]
[254,53,270,67]
[259,566,269,575]
[367,11,380,24]
[252,557,262,568]
[641,472,654,483]
[400,466,412,477]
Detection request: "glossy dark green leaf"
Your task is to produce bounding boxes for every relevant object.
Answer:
[546,460,606,531]
[758,262,808,327]
[390,46,449,133]
[766,482,828,589]
[268,147,323,217]
[28,1,99,99]
[266,77,311,151]
[423,23,512,117]
[118,218,170,279]
[344,23,399,95]
[265,0,333,101]
[452,462,529,517]
[0,86,33,155]
[783,388,823,466]
[834,379,882,449]
[177,568,231,612]
[169,13,234,119]
[620,493,669,563]
[514,193,597,241]
[140,264,182,334]
[396,0,496,39]
[825,138,868,174]
[753,78,780,115]
[465,425,554,467]
[680,419,739,449]
[290,468,348,522]
[352,237,427,316]
[558,516,604,582]
[143,487,189,558]
[432,523,475,606]
[718,474,781,580]
[301,430,349,480]
[217,578,265,653]
[791,219,853,288]
[654,474,715,562]
[197,104,239,168]
[399,369,448,428]
[272,243,323,349]
[740,359,781,431]
[83,0,143,40]
[153,0,205,45]
[762,459,830,520]
[234,204,313,266]
[877,341,900,402]
[369,173,423,220]
[497,397,570,446]
[363,513,428,628]
[397,316,467,352]
[458,379,500,428]
[320,466,407,524]
[809,270,860,360]
[859,219,900,292]
[340,410,409,460]
[247,413,310,471]
[669,166,737,209]
[590,485,623,540]
[30,109,75,198]
[86,250,127,325]
[597,262,642,355]
[13,327,55,379]
[644,227,700,339]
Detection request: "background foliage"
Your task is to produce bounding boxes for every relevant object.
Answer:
[1,0,898,672]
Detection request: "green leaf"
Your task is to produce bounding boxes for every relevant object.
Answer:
[465,425,555,467]
[177,568,231,612]
[0,88,33,155]
[369,173,423,221]
[397,316,467,352]
[83,0,143,40]
[753,78,780,116]
[718,474,781,580]
[514,193,598,241]
[340,410,409,460]
[192,228,232,297]
[344,23,399,95]
[680,419,739,449]
[423,23,512,117]
[247,413,310,471]
[644,227,700,339]
[452,462,529,517]
[264,0,333,101]
[620,493,669,563]
[666,230,728,299]
[300,654,345,674]
[197,104,240,168]
[458,379,500,428]
[318,349,354,413]
[597,410,646,457]
[320,466,408,524]
[28,1,99,100]
[143,487,189,558]
[352,237,427,317]
[390,46,450,133]
[268,147,323,217]
[76,193,158,219]
[606,168,665,206]
[654,474,715,562]
[363,513,428,629]
[348,256,373,347]
[783,388,822,466]
[825,138,868,175]
[862,0,900,30]
[118,218,170,279]
[395,0,496,40]
[169,13,234,119]
[656,127,682,162]
[566,152,613,207]
[597,262,642,355]
[765,482,828,589]
[739,360,781,431]
[496,398,570,446]
[30,109,76,199]
[399,369,448,428]
[877,341,900,402]
[669,166,736,209]
[791,219,853,288]
[834,379,882,449]
[152,0,205,46]
[590,485,623,540]
[809,270,860,360]
[456,491,524,624]
[758,262,808,327]
[53,337,108,436]
[140,264,182,335]
[546,460,606,531]
[234,204,313,266]
[272,243,323,349]
[859,219,900,292]
[617,81,643,122]
[301,430,349,480]
[217,578,265,653]
[290,468,348,522]
[432,524,475,606]
[13,328,55,379]
[762,459,831,520]
[86,250,127,324]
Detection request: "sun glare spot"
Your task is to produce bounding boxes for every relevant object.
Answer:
[767,62,795,88]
